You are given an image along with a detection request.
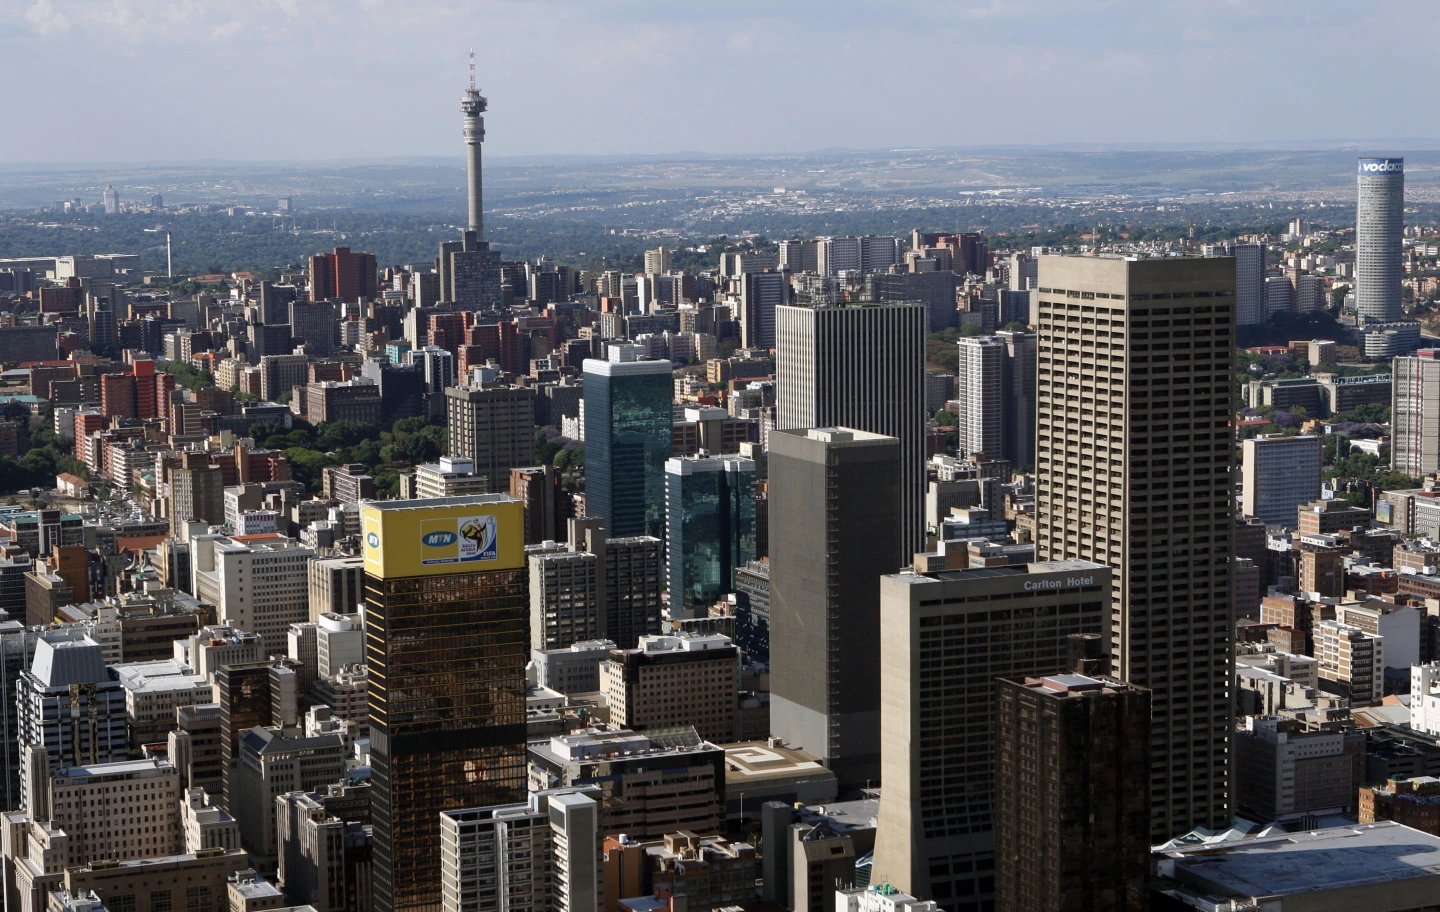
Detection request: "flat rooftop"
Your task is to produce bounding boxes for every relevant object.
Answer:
[363,493,517,511]
[723,741,828,781]
[1158,822,1440,899]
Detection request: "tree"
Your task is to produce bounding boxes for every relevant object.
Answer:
[933,409,957,427]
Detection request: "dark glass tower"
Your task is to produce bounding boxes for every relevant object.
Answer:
[582,356,673,539]
[363,495,529,912]
[664,454,757,618]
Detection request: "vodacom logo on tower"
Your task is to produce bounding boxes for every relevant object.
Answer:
[1359,158,1404,174]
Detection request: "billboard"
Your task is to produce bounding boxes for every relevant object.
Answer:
[361,497,524,579]
[1358,158,1404,175]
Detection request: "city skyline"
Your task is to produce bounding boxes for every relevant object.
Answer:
[2,1,1438,163]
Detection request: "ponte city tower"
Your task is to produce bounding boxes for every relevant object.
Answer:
[1356,156,1404,323]
[461,53,487,238]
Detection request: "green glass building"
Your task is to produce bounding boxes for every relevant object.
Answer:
[664,455,756,618]
[582,355,674,539]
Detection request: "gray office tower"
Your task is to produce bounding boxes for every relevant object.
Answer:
[582,357,674,539]
[741,271,788,350]
[768,427,902,789]
[776,299,926,557]
[1233,243,1266,326]
[1034,254,1237,842]
[1356,157,1405,323]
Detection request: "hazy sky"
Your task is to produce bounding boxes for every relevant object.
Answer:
[1,0,1433,163]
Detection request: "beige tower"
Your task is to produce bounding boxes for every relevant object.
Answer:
[1032,254,1237,841]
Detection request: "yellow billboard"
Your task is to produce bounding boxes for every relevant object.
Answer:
[361,496,525,579]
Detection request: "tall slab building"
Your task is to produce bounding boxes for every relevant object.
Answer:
[582,356,673,540]
[768,427,901,789]
[776,299,927,558]
[1033,254,1237,841]
[1356,157,1405,323]
[362,495,529,912]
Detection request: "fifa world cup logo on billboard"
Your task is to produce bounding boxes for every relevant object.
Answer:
[457,515,498,562]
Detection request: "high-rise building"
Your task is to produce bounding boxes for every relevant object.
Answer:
[1032,254,1237,842]
[1356,157,1405,323]
[1393,349,1440,476]
[232,727,347,871]
[998,328,1038,468]
[510,465,572,545]
[1241,435,1322,526]
[870,561,1110,905]
[955,336,1005,459]
[644,247,672,276]
[769,427,901,788]
[444,385,537,490]
[191,534,316,656]
[361,495,529,912]
[527,519,663,651]
[169,451,225,533]
[994,672,1152,912]
[440,788,601,912]
[664,455,756,618]
[309,247,378,303]
[308,555,365,620]
[1233,242,1267,326]
[776,299,926,556]
[740,271,788,350]
[601,633,739,744]
[582,355,673,539]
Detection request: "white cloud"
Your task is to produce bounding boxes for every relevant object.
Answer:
[23,0,71,33]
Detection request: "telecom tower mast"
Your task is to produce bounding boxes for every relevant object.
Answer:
[460,51,488,239]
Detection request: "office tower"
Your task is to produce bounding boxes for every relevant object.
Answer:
[1393,349,1440,476]
[527,727,725,840]
[1233,243,1266,326]
[511,465,573,545]
[183,786,242,852]
[102,184,119,213]
[169,451,225,533]
[741,271,788,350]
[290,299,340,356]
[1315,619,1383,704]
[994,672,1151,912]
[232,727,346,870]
[1264,275,1292,318]
[170,703,225,796]
[16,632,128,809]
[583,355,673,539]
[191,535,315,656]
[260,353,309,401]
[528,519,664,650]
[955,336,1005,458]
[602,633,739,743]
[664,455,756,618]
[408,456,488,499]
[445,385,537,490]
[871,562,1110,905]
[779,239,819,273]
[0,621,38,811]
[440,789,600,912]
[1240,435,1322,526]
[776,299,926,557]
[1357,157,1405,323]
[997,328,1038,468]
[309,247,378,303]
[362,495,528,912]
[532,640,617,694]
[461,55,487,236]
[529,542,603,650]
[644,246,672,276]
[19,751,182,860]
[1032,254,1237,841]
[1009,251,1038,291]
[307,555,365,620]
[769,428,902,788]
[277,789,374,912]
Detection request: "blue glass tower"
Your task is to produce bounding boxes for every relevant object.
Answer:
[582,356,673,539]
[665,455,756,618]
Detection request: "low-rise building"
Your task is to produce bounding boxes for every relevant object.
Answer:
[1359,776,1440,835]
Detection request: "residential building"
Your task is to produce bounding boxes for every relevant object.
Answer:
[361,496,529,912]
[510,466,572,545]
[871,561,1110,905]
[528,519,663,651]
[769,428,901,788]
[1315,619,1383,704]
[740,271,788,350]
[1032,254,1237,842]
[954,336,1004,459]
[1393,350,1440,477]
[776,299,926,556]
[309,246,377,303]
[171,451,225,533]
[445,386,537,491]
[411,456,489,499]
[305,379,382,425]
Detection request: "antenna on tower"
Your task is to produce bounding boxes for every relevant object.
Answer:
[469,50,476,91]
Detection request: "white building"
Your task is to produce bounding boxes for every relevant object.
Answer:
[316,612,364,678]
[440,788,600,912]
[175,624,266,682]
[181,786,241,853]
[954,336,1005,459]
[113,659,213,747]
[836,884,941,912]
[1315,619,1384,704]
[1411,663,1440,737]
[191,535,316,655]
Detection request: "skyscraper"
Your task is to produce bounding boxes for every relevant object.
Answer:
[1392,349,1440,477]
[740,271,788,350]
[664,455,756,618]
[871,561,1110,904]
[445,385,538,491]
[582,355,673,539]
[994,671,1152,912]
[955,336,1005,458]
[1033,254,1237,841]
[1356,157,1405,323]
[308,247,377,303]
[769,427,901,788]
[776,299,926,557]
[362,495,529,912]
[998,328,1038,468]
[1232,243,1266,326]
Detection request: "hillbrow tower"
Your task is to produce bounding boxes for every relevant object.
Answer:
[460,52,487,237]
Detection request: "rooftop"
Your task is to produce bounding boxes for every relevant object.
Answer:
[723,740,827,781]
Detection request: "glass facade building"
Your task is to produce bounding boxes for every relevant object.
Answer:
[365,496,529,912]
[664,455,757,618]
[582,357,674,539]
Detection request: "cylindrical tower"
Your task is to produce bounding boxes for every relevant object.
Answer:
[460,62,487,239]
[1356,156,1404,323]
